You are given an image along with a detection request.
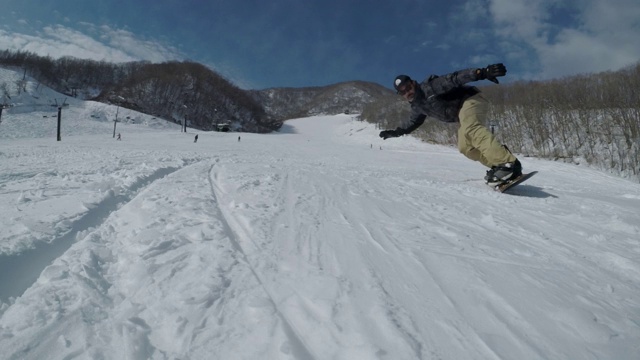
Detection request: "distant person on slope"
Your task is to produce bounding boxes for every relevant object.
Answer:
[379,64,521,184]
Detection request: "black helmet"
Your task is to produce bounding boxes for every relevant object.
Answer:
[393,75,412,91]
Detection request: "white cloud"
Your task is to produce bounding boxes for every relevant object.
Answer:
[489,0,549,39]
[488,0,640,78]
[0,23,182,63]
[536,28,640,78]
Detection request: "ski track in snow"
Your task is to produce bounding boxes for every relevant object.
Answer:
[0,90,639,360]
[0,164,182,301]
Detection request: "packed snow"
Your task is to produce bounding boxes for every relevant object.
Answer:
[1,68,639,360]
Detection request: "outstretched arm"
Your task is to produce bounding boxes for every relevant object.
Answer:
[428,63,507,94]
[379,114,426,139]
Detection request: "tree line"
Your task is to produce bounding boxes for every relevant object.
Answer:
[361,62,640,181]
[0,50,280,132]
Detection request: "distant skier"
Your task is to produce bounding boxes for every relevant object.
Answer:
[116,133,121,141]
[238,136,241,142]
[194,134,198,143]
[379,64,521,184]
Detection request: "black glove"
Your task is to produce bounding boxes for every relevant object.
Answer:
[477,63,506,84]
[379,128,405,140]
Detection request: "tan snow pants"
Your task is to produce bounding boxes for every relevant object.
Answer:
[457,93,516,168]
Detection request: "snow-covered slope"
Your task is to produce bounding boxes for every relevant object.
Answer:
[0,71,639,359]
[0,67,180,140]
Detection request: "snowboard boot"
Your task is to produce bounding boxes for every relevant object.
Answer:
[484,159,522,185]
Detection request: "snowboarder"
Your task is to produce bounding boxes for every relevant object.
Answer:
[116,133,121,141]
[194,134,198,143]
[379,64,521,184]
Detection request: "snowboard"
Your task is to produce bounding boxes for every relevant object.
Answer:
[492,171,538,193]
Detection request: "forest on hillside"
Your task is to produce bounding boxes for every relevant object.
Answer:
[0,50,279,133]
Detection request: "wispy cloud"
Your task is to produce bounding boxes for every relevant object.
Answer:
[488,0,640,78]
[0,23,182,63]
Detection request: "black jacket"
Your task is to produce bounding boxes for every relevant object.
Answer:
[397,68,482,134]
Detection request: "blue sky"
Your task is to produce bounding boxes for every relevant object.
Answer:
[1,0,639,89]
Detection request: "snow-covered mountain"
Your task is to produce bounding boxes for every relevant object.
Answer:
[250,80,392,120]
[1,70,639,360]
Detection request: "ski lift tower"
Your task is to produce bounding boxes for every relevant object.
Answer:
[182,104,188,133]
[113,96,125,138]
[0,103,9,124]
[52,98,69,141]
